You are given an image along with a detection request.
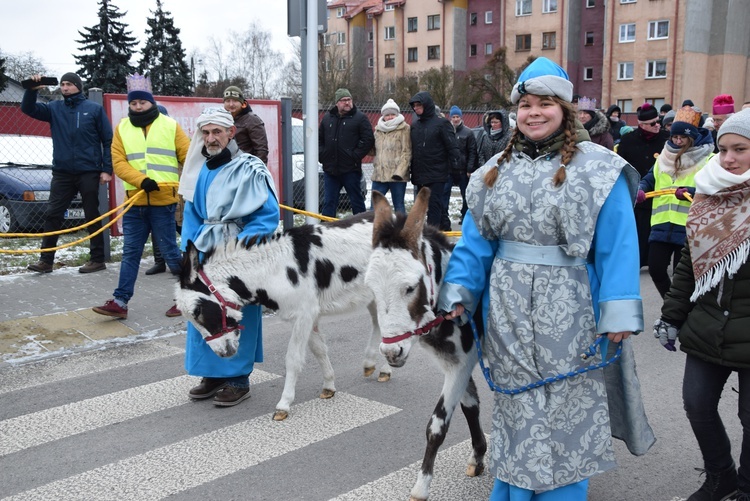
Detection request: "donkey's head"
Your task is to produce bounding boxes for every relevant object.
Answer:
[175,241,246,358]
[365,189,439,367]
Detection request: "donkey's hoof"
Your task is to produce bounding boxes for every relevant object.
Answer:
[377,372,391,382]
[363,366,376,377]
[320,389,336,399]
[466,463,484,477]
[273,410,289,421]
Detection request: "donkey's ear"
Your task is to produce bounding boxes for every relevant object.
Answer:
[403,188,430,253]
[180,241,201,286]
[371,190,394,246]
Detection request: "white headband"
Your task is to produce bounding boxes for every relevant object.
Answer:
[197,107,235,129]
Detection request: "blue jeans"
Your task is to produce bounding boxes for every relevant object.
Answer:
[683,354,750,490]
[322,171,366,217]
[114,204,182,303]
[370,181,407,213]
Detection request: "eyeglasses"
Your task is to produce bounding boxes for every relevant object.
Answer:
[641,120,660,127]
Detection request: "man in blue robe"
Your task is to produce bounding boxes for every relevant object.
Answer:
[179,107,280,407]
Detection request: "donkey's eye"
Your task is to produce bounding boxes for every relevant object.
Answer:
[405,284,416,295]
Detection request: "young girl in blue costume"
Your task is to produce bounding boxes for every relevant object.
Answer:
[438,57,655,500]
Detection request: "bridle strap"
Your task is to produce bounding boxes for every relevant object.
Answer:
[381,314,446,344]
[198,269,244,342]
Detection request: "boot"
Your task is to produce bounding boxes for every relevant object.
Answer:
[687,464,738,501]
[146,240,166,275]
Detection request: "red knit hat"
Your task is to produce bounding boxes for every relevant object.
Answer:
[712,94,735,115]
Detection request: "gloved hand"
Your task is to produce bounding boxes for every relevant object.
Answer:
[141,178,160,193]
[653,318,679,352]
[674,187,690,201]
[636,190,647,204]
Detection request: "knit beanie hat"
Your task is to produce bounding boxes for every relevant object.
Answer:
[126,73,155,104]
[670,106,703,141]
[637,103,659,122]
[223,86,245,102]
[381,98,400,115]
[717,108,750,142]
[449,105,462,117]
[681,99,695,107]
[335,88,352,102]
[60,72,83,92]
[713,94,735,115]
[661,109,677,128]
[660,104,673,114]
[510,57,573,105]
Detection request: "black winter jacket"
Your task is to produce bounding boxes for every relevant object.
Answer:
[661,243,750,369]
[454,122,477,174]
[476,109,512,166]
[318,104,374,176]
[408,91,460,185]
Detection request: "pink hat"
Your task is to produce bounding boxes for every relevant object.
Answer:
[712,94,735,115]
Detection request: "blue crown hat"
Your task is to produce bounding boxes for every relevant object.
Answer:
[126,73,155,104]
[510,57,574,104]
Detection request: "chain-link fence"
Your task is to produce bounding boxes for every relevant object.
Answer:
[0,82,85,234]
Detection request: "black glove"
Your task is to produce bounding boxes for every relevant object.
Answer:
[141,178,160,193]
[653,318,679,352]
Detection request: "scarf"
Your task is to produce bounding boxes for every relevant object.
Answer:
[514,123,590,160]
[128,106,160,128]
[375,113,405,133]
[656,143,712,179]
[687,154,750,301]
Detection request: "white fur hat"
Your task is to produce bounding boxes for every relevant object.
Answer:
[381,98,400,115]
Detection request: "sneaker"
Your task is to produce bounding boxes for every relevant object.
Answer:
[165,304,181,317]
[79,261,106,274]
[145,262,166,275]
[687,465,738,501]
[213,386,251,407]
[188,378,228,399]
[92,300,128,319]
[28,261,53,273]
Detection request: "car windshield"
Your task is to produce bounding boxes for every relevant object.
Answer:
[0,135,54,166]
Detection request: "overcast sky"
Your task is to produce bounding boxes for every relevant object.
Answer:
[0,0,297,78]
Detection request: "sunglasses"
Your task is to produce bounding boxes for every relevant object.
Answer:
[641,120,660,126]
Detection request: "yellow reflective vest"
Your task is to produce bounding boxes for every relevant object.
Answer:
[118,114,179,191]
[650,153,713,227]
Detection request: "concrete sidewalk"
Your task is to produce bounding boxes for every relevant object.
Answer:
[0,259,186,366]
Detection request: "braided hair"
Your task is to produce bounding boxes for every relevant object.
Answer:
[483,96,579,188]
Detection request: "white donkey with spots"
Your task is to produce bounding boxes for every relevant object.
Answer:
[175,212,391,421]
[365,190,487,501]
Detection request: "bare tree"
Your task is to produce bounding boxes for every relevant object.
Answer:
[274,38,302,105]
[203,36,227,83]
[1,51,49,81]
[456,48,534,109]
[229,22,282,100]
[418,66,455,110]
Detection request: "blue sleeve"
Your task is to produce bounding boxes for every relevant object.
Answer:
[591,172,644,334]
[180,200,202,251]
[98,107,114,174]
[238,181,280,242]
[438,214,497,315]
[20,90,51,122]
[638,165,655,192]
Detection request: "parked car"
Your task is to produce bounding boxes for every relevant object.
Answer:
[0,135,85,233]
[290,118,366,212]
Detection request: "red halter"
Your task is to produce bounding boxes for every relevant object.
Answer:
[381,264,445,344]
[197,269,245,342]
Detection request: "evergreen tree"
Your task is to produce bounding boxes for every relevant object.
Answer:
[138,0,192,96]
[75,0,137,93]
[0,54,8,93]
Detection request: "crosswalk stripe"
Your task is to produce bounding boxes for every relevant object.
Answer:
[3,392,401,501]
[0,371,280,457]
[0,341,184,395]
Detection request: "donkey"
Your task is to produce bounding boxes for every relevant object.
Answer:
[364,189,487,501]
[175,212,392,421]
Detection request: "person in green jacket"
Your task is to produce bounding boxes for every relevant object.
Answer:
[655,108,750,501]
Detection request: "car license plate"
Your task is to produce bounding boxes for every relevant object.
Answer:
[64,208,85,219]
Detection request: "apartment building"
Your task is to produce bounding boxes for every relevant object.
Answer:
[326,0,750,111]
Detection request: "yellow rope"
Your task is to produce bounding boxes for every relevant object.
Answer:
[644,188,693,202]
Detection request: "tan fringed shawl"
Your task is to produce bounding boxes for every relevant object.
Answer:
[686,180,750,301]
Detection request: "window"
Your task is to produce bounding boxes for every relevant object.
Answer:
[543,0,558,13]
[485,11,493,23]
[337,32,346,45]
[645,97,666,109]
[427,45,440,60]
[470,13,477,25]
[384,26,395,40]
[617,99,633,113]
[367,57,373,68]
[338,58,346,70]
[408,47,418,62]
[585,32,594,45]
[384,3,394,11]
[516,34,531,51]
[648,20,669,40]
[621,0,636,3]
[368,31,373,42]
[470,44,477,57]
[427,15,441,30]
[516,0,532,16]
[617,62,634,80]
[407,17,418,32]
[386,81,395,93]
[646,59,667,78]
[586,0,595,7]
[619,23,636,43]
[337,7,345,17]
[324,34,332,46]
[584,67,594,80]
[542,32,556,50]
[385,54,395,68]
[324,60,331,72]
[485,43,493,55]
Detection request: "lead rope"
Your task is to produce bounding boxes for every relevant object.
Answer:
[469,317,622,395]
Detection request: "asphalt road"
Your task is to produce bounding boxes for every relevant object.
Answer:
[0,270,742,501]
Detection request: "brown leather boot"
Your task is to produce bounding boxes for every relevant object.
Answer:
[188,378,227,399]
[213,386,251,407]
